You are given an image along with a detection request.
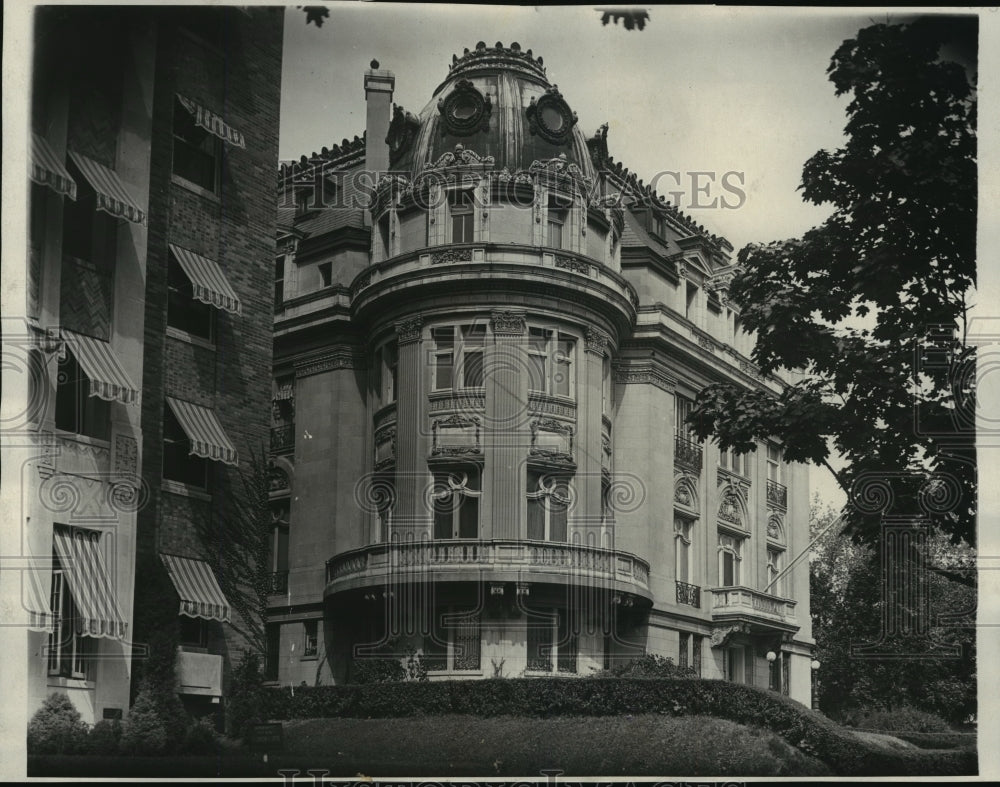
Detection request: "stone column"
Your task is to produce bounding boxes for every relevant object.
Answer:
[393,316,428,539]
[574,326,609,545]
[484,311,527,540]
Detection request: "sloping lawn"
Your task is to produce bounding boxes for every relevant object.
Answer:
[29,714,831,777]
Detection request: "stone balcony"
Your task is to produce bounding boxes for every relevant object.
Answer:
[708,586,798,632]
[325,539,651,600]
[175,648,223,697]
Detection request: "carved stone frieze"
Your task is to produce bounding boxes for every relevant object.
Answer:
[490,311,526,336]
[431,248,473,265]
[394,316,424,344]
[554,255,591,276]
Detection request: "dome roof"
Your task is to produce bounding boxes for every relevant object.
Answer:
[389,42,596,183]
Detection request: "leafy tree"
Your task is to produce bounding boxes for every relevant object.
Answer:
[689,18,977,550]
[809,501,976,724]
[197,446,274,657]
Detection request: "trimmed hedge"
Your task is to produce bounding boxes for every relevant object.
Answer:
[259,678,975,776]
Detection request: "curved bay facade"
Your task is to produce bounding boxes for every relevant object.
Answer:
[270,43,814,700]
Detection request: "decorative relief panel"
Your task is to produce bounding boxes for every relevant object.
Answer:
[394,316,423,344]
[585,326,610,355]
[529,417,574,463]
[431,414,481,457]
[490,311,526,336]
[554,255,591,276]
[717,485,747,529]
[766,512,785,543]
[431,248,473,265]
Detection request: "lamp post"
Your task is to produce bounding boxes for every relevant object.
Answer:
[810,659,821,711]
[766,650,777,691]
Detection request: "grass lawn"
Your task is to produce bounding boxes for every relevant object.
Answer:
[29,714,832,777]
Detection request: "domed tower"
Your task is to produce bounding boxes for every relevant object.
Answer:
[335,41,644,678]
[273,42,812,695]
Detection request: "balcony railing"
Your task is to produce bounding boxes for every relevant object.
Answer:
[267,570,288,595]
[709,586,797,628]
[674,434,703,474]
[675,580,701,608]
[326,539,651,597]
[766,479,787,509]
[270,424,295,454]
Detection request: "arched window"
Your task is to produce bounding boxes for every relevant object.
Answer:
[526,470,570,542]
[718,533,743,587]
[432,469,481,539]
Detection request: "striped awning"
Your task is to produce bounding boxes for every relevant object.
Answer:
[177,94,246,148]
[23,557,56,633]
[30,133,77,200]
[165,396,239,465]
[52,527,128,640]
[168,244,242,315]
[160,553,231,622]
[68,151,147,225]
[62,329,140,405]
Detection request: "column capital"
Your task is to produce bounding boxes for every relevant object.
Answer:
[584,326,611,356]
[394,316,423,344]
[490,311,526,336]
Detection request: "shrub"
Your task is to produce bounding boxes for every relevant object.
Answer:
[182,717,221,754]
[120,689,170,755]
[591,653,698,680]
[351,656,406,684]
[257,677,975,775]
[85,719,122,755]
[27,693,90,755]
[843,705,952,733]
[228,650,265,740]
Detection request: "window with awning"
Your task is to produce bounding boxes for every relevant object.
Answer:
[60,329,139,406]
[160,553,231,622]
[168,244,241,315]
[51,526,128,641]
[176,94,246,148]
[30,133,77,199]
[23,556,57,633]
[165,396,239,466]
[67,151,146,226]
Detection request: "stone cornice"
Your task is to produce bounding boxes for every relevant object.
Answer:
[292,347,367,378]
[612,360,676,393]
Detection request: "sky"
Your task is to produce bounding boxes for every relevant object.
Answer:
[279,5,899,510]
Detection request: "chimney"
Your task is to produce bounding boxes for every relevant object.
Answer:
[364,59,394,177]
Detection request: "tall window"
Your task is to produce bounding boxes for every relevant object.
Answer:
[48,540,95,679]
[318,261,333,288]
[602,354,613,414]
[55,352,110,440]
[173,97,221,193]
[685,281,698,322]
[692,635,703,677]
[719,447,746,476]
[718,533,743,587]
[432,469,481,539]
[767,443,783,483]
[60,193,115,341]
[167,254,214,341]
[424,606,481,672]
[303,621,318,658]
[527,470,569,542]
[264,623,280,682]
[766,547,784,596]
[679,631,690,670]
[527,327,575,398]
[273,257,284,309]
[547,204,566,249]
[432,324,485,391]
[162,404,208,488]
[268,501,290,575]
[674,516,693,583]
[450,191,474,244]
[380,342,398,404]
[726,644,746,684]
[379,214,391,258]
[675,395,695,437]
[375,474,395,542]
[526,608,577,673]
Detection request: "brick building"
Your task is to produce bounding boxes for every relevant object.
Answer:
[268,43,815,704]
[17,6,283,725]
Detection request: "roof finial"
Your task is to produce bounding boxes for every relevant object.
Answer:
[370,58,380,69]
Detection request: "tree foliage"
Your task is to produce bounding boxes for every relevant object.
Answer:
[809,502,976,724]
[689,17,977,548]
[197,446,273,657]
